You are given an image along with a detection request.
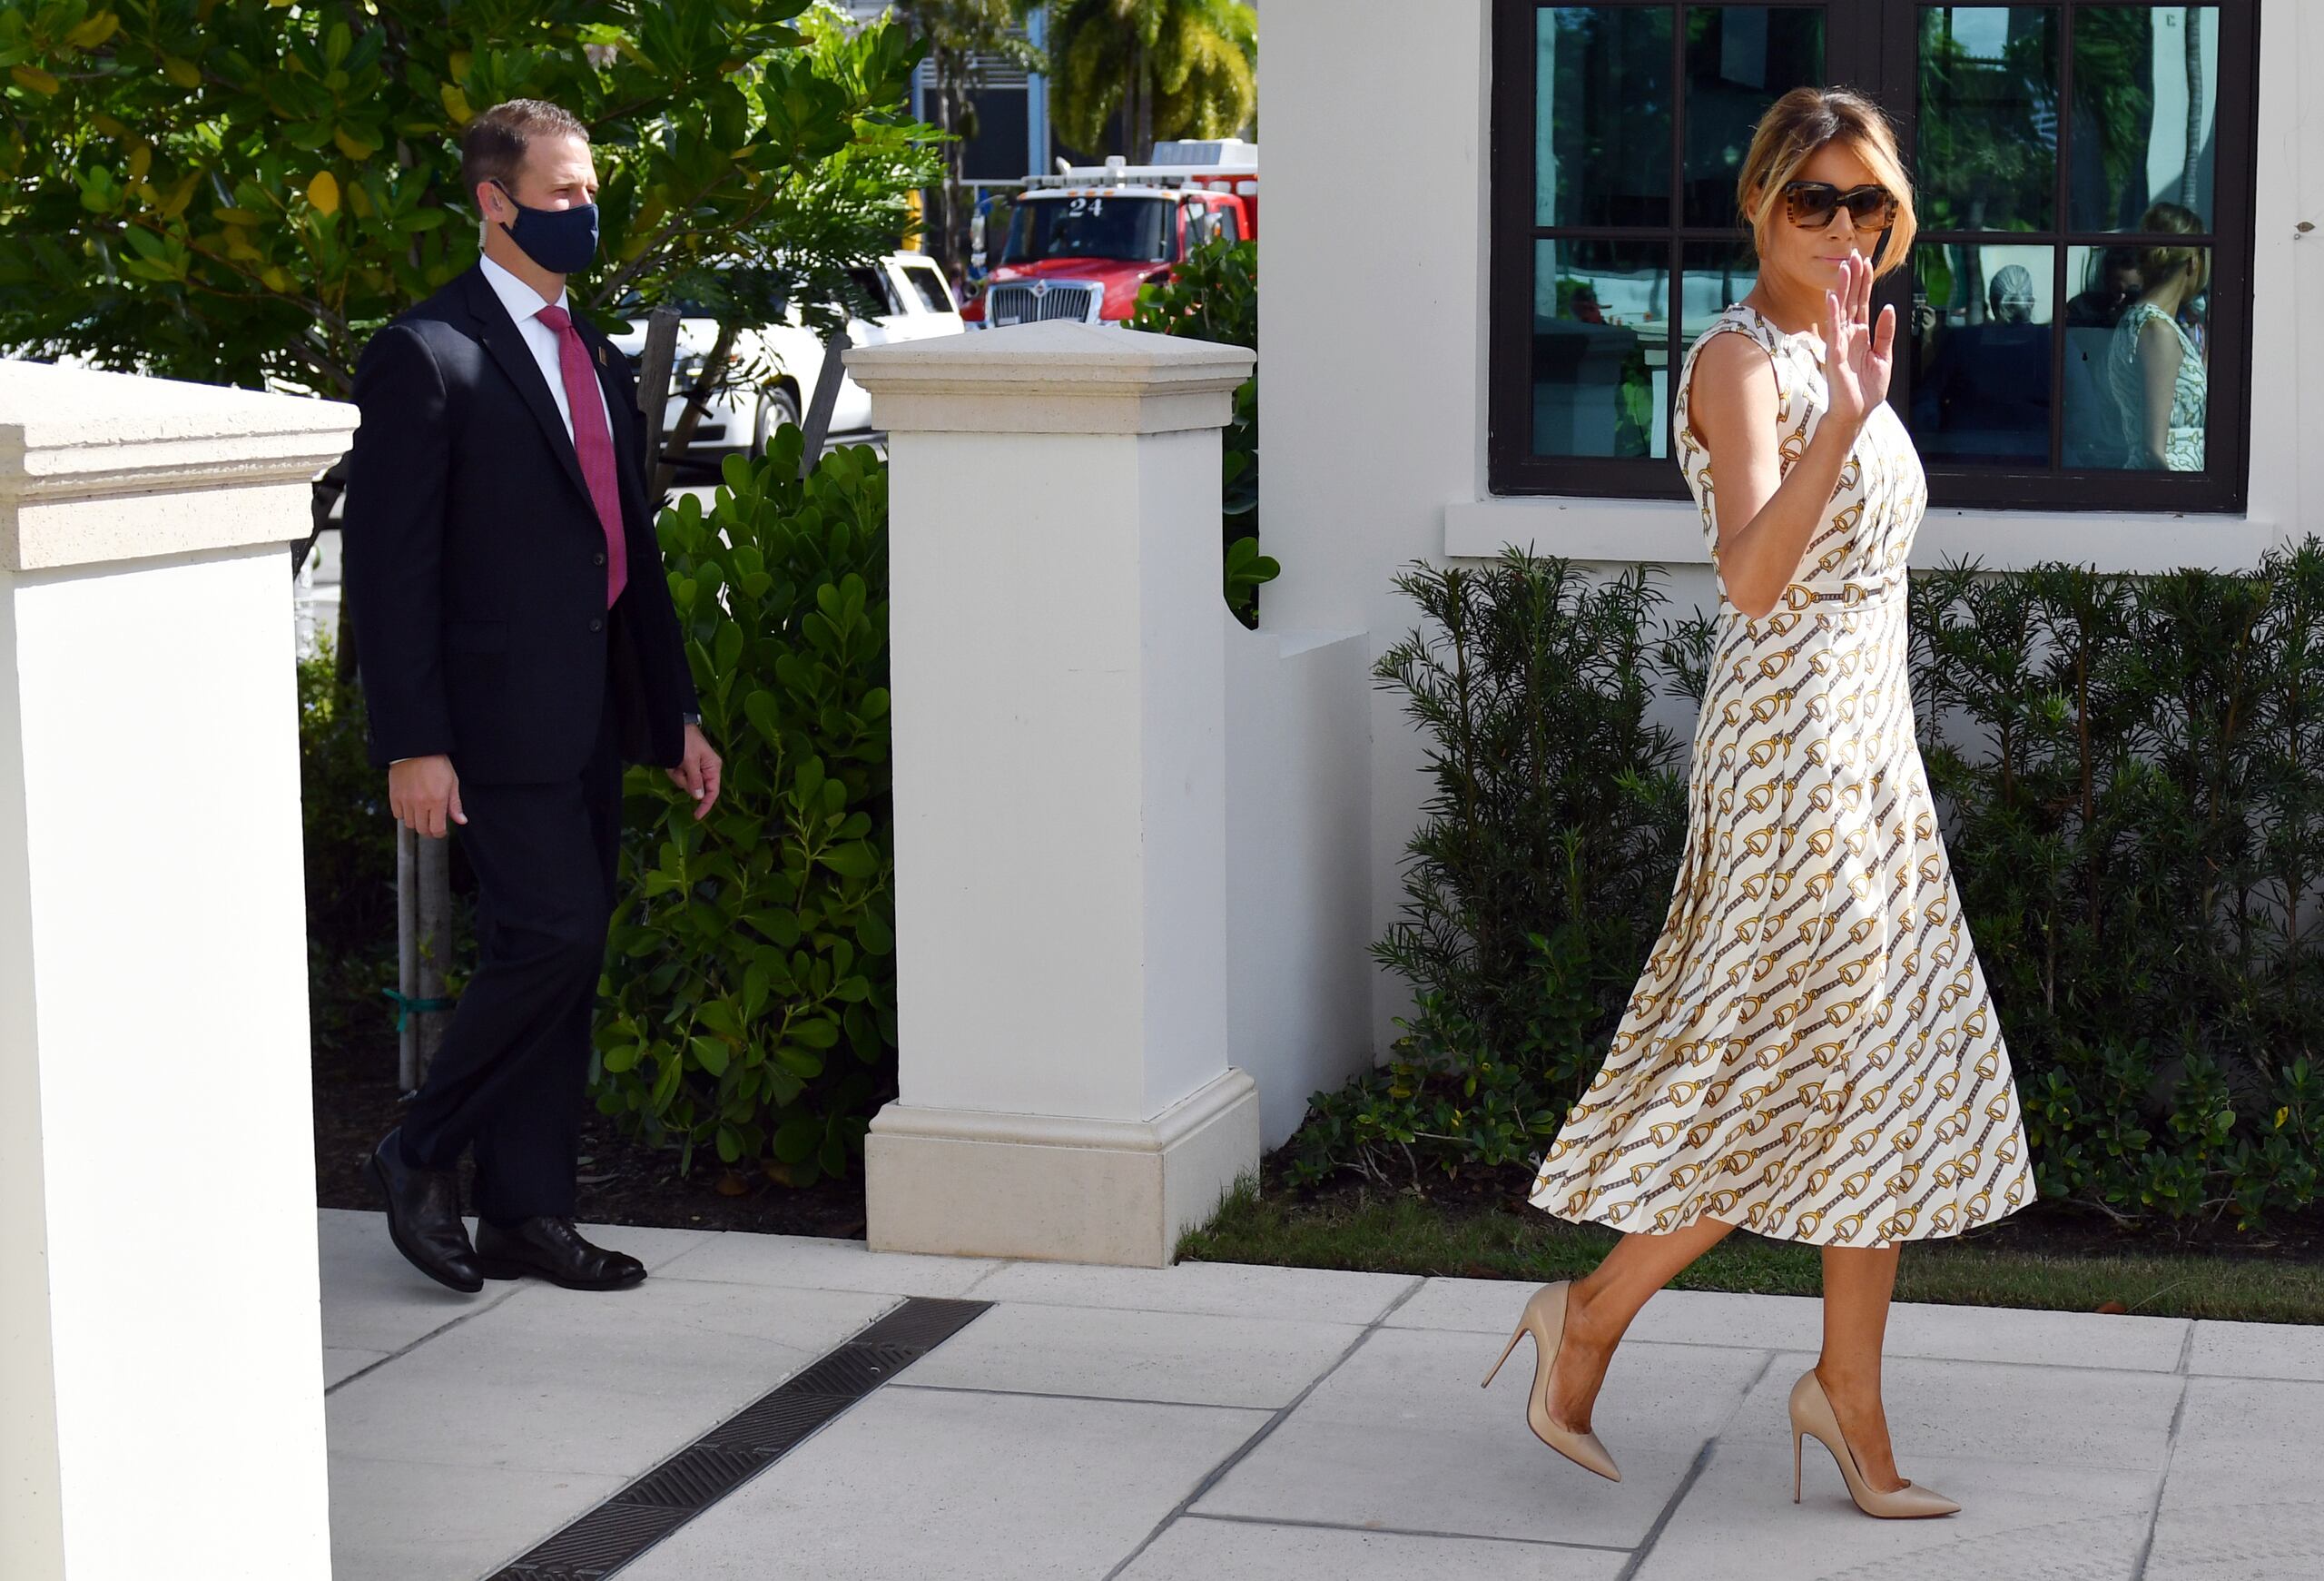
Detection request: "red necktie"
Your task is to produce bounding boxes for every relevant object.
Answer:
[534,303,628,608]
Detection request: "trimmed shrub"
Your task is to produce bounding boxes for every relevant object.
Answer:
[592,432,897,1183]
[1287,549,1695,1190]
[1913,548,2324,1228]
[1293,540,2324,1235]
[300,633,400,1057]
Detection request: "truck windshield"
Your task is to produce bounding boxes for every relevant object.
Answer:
[1002,195,1176,264]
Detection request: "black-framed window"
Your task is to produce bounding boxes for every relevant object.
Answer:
[1488,2,2260,512]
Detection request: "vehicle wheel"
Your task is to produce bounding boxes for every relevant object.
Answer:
[753,385,801,453]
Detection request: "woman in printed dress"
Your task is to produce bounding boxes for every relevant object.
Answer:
[2108,201,2209,472]
[1482,88,2036,1521]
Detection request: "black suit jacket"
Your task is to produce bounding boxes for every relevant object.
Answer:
[343,262,697,783]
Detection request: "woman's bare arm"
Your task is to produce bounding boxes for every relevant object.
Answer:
[2138,313,2181,468]
[1689,256,1896,620]
[1688,332,1852,620]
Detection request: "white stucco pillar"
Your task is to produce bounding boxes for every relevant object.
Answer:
[847,321,1262,1267]
[0,361,350,1578]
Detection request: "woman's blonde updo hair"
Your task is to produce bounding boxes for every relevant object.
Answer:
[1735,86,1918,280]
[2135,201,2208,293]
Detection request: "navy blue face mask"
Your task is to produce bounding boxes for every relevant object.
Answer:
[488,179,599,273]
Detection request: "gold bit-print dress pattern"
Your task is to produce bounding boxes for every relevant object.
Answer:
[1527,301,2037,1248]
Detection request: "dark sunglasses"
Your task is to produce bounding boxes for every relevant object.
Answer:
[1780,180,1898,232]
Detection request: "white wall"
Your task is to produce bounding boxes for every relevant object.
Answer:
[885,426,1228,1123]
[852,321,1268,1264]
[1259,0,2324,1062]
[0,359,348,1580]
[1261,0,1496,1052]
[1224,618,1373,1147]
[0,559,63,1571]
[2,548,331,1577]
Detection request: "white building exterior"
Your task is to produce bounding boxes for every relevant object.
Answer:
[1253,0,2322,1058]
[1,361,349,1579]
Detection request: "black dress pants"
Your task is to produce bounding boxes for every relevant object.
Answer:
[399,681,622,1222]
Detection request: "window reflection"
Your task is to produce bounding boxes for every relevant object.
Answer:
[2070,7,2217,232]
[1681,240,1758,345]
[1494,0,2250,504]
[2062,243,2144,466]
[1918,7,2060,232]
[1682,7,1827,226]
[1912,244,2053,464]
[1537,7,1673,227]
[2102,210,2209,471]
[1531,241,1669,459]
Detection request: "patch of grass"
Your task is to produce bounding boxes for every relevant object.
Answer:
[1179,1176,2324,1327]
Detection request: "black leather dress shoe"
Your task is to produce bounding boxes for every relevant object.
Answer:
[368,1129,482,1294]
[473,1216,647,1291]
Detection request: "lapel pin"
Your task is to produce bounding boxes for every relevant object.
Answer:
[596,344,606,366]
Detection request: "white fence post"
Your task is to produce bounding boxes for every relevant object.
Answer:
[0,360,350,1578]
[847,321,1262,1267]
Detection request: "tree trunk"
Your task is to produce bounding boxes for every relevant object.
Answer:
[931,44,961,282]
[416,832,450,1084]
[654,320,741,499]
[1129,39,1152,161]
[946,67,972,279]
[397,821,417,1092]
[2182,6,2205,211]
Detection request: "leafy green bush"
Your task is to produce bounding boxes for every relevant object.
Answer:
[592,430,896,1183]
[3,0,937,398]
[1293,539,2324,1235]
[1285,549,1696,1190]
[1129,233,1272,623]
[1912,546,2324,1229]
[300,632,400,1057]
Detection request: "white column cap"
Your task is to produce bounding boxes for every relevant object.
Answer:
[845,320,1255,437]
[0,360,355,571]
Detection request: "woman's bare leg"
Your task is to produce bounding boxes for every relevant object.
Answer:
[1815,1242,1907,1492]
[1550,1215,1740,1430]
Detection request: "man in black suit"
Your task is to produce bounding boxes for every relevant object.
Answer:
[343,98,722,1294]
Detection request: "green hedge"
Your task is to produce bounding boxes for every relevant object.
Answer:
[1294,540,2324,1234]
[592,432,897,1183]
[300,633,402,1060]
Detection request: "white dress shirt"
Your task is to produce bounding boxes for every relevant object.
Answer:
[478,250,614,444]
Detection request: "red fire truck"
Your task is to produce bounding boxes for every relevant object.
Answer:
[962,139,1257,330]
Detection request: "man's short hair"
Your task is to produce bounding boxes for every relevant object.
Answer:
[460,100,590,206]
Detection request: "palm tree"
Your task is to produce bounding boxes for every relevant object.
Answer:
[2181,5,2205,212]
[1048,0,1257,163]
[891,1,1045,282]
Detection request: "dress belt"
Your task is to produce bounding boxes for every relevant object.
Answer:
[1779,570,1909,610]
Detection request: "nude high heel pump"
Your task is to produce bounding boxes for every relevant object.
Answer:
[1481,1280,1620,1481]
[1788,1367,1960,1517]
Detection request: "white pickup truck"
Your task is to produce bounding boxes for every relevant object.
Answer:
[607,251,961,459]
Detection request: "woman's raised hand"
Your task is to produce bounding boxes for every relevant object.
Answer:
[1822,252,1896,435]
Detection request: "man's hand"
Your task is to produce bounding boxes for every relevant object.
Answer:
[668,723,723,820]
[389,755,465,839]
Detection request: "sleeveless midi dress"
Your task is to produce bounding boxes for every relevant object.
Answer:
[1526,301,2038,1248]
[2107,299,2206,471]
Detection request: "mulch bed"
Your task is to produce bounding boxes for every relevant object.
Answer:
[311,1025,869,1238]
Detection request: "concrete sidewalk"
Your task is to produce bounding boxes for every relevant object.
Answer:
[317,1209,2324,1580]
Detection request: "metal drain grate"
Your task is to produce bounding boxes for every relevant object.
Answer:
[614,1444,776,1510]
[486,1295,990,1580]
[778,1339,922,1396]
